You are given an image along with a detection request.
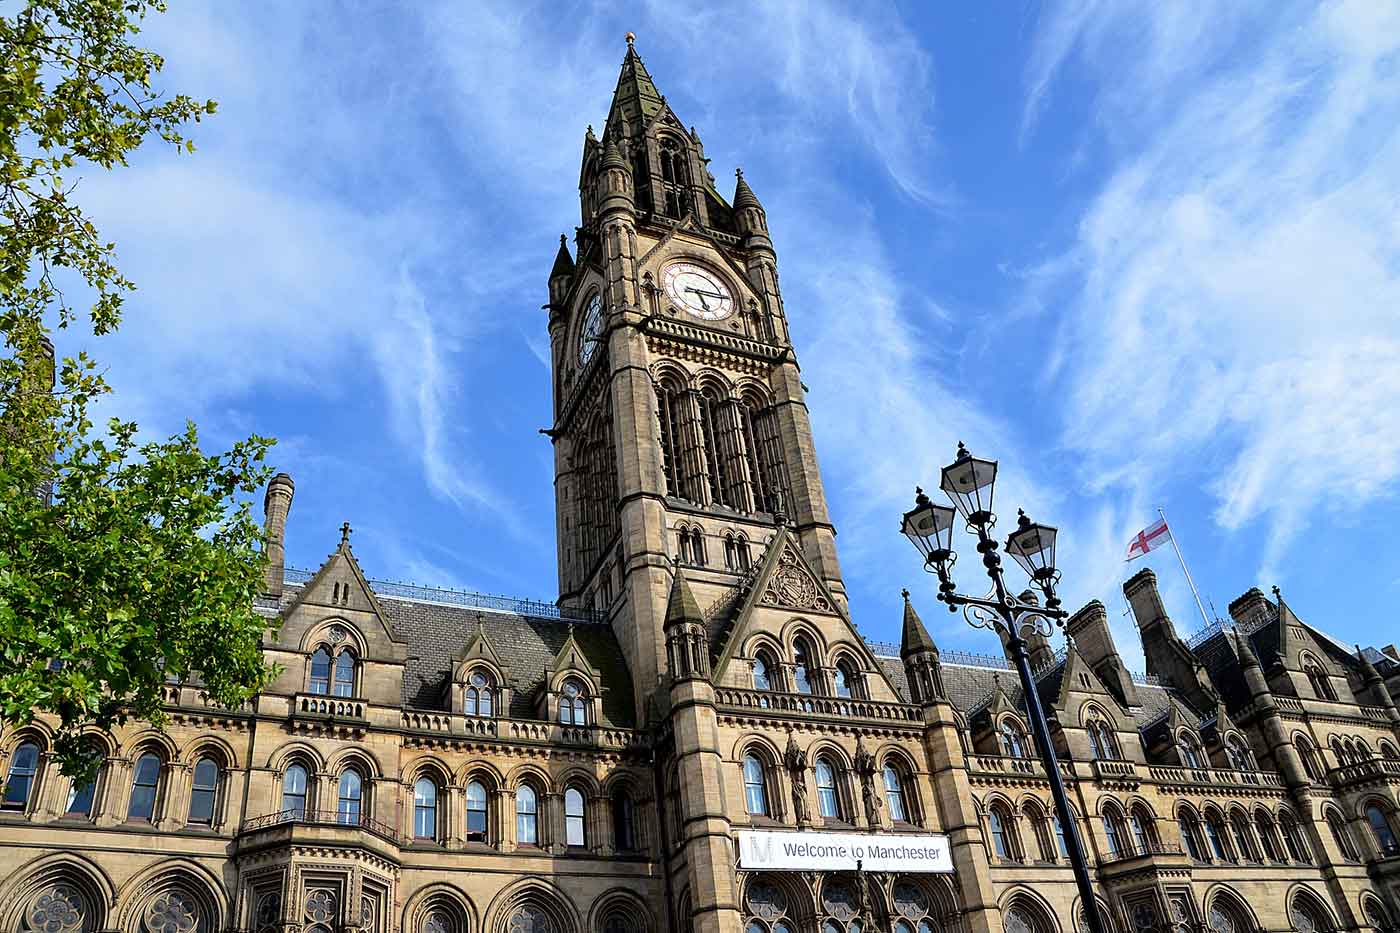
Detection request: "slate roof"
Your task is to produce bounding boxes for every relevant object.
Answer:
[379,596,636,729]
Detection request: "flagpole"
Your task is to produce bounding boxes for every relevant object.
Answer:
[1159,507,1212,629]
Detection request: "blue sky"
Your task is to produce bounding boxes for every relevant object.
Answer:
[64,1,1400,672]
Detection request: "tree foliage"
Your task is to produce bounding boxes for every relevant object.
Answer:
[1,0,276,782]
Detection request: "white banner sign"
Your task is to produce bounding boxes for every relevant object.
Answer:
[737,830,953,873]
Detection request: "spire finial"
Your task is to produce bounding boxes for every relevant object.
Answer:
[736,167,743,178]
[339,521,352,545]
[625,31,635,47]
[901,588,910,601]
[1271,584,1281,600]
[559,233,566,246]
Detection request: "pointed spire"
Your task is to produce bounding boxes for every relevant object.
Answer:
[900,589,938,658]
[1356,644,1383,682]
[550,234,575,281]
[1272,584,1295,663]
[665,565,703,630]
[601,134,627,171]
[607,33,665,136]
[733,167,762,211]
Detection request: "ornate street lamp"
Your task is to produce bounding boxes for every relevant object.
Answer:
[901,443,1106,933]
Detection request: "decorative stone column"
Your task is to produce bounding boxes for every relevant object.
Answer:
[499,788,517,852]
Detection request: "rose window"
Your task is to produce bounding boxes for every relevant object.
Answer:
[144,893,198,933]
[24,886,85,933]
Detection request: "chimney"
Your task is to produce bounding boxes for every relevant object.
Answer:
[1227,587,1272,628]
[1066,599,1140,706]
[1125,568,1173,638]
[1018,589,1056,671]
[263,473,295,596]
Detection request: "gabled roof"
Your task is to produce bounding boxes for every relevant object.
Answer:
[280,525,392,625]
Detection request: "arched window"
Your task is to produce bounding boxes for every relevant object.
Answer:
[1290,895,1335,933]
[724,534,738,571]
[677,526,692,563]
[413,777,438,840]
[2,741,40,811]
[564,786,587,847]
[559,679,588,725]
[891,879,938,933]
[1280,809,1310,862]
[612,787,636,851]
[1381,741,1400,760]
[466,669,495,717]
[465,780,488,840]
[1366,804,1399,856]
[1327,809,1358,861]
[740,394,791,517]
[333,650,355,697]
[128,752,162,821]
[745,876,794,933]
[1254,810,1281,861]
[1304,660,1337,701]
[814,758,840,820]
[792,638,815,695]
[1052,813,1070,859]
[516,784,539,844]
[999,720,1028,758]
[743,754,770,817]
[988,804,1016,860]
[689,528,706,567]
[1363,897,1392,933]
[282,763,309,817]
[736,535,751,570]
[833,660,856,699]
[188,756,220,825]
[1086,714,1118,760]
[1177,733,1206,769]
[16,883,95,933]
[1229,811,1258,862]
[656,378,687,500]
[1102,808,1126,858]
[337,768,362,825]
[753,653,774,691]
[883,764,909,823]
[1204,811,1231,861]
[1178,809,1206,861]
[309,647,332,694]
[66,764,99,818]
[1225,735,1254,771]
[1130,806,1156,854]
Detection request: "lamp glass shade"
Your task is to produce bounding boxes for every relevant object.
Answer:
[940,453,997,520]
[901,500,956,561]
[1006,521,1058,580]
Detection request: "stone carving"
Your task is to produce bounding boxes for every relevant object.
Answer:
[822,880,857,921]
[24,886,85,933]
[326,624,349,645]
[785,733,810,824]
[853,737,883,828]
[760,546,831,612]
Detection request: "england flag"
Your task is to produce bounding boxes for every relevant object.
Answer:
[1125,517,1171,561]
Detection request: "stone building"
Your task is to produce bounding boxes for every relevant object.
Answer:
[2,36,1399,933]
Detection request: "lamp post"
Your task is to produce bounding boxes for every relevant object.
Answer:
[900,443,1106,933]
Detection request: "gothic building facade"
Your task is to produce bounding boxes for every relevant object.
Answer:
[2,37,1400,933]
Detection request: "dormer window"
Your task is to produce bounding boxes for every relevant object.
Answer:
[466,670,495,718]
[1303,657,1337,701]
[559,679,588,725]
[999,720,1028,759]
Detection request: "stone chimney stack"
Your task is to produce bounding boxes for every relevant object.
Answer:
[1066,599,1140,706]
[263,473,295,597]
[1227,587,1273,628]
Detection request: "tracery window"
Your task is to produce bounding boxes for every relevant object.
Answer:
[1366,803,1399,856]
[188,757,219,825]
[128,752,162,821]
[658,137,690,219]
[414,777,439,840]
[744,877,794,933]
[309,646,357,696]
[883,764,909,823]
[516,784,539,845]
[20,884,90,933]
[304,889,336,933]
[565,786,586,847]
[282,763,309,817]
[3,741,40,811]
[1086,716,1118,760]
[1177,733,1206,769]
[999,720,1028,758]
[466,780,488,840]
[142,890,200,933]
[337,768,362,825]
[558,679,588,725]
[740,395,791,517]
[820,877,863,933]
[743,754,770,817]
[465,669,495,717]
[656,377,688,500]
[814,757,841,820]
[892,879,937,933]
[1304,660,1337,701]
[1225,735,1254,771]
[253,892,281,933]
[1289,896,1333,933]
[507,905,555,933]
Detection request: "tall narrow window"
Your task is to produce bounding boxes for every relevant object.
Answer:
[1131,809,1153,853]
[188,757,220,825]
[1281,812,1310,862]
[741,399,790,516]
[743,755,769,816]
[1000,722,1027,758]
[517,784,539,844]
[1103,813,1124,857]
[1053,814,1070,858]
[1367,805,1398,856]
[466,780,488,840]
[309,647,332,694]
[792,639,814,695]
[283,764,308,818]
[559,680,587,725]
[414,777,438,840]
[1329,810,1359,861]
[612,788,635,850]
[815,759,839,819]
[883,765,908,822]
[698,390,729,507]
[337,769,362,825]
[2,742,39,811]
[333,650,355,697]
[1179,812,1206,861]
[128,753,161,821]
[724,534,738,570]
[1230,812,1257,861]
[1255,812,1281,862]
[736,535,751,570]
[466,670,494,717]
[66,770,97,818]
[677,527,692,564]
[834,660,857,699]
[565,787,586,847]
[753,653,773,691]
[989,807,1012,859]
[690,528,705,566]
[1205,815,1230,861]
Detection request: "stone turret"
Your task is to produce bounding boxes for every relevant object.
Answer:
[900,589,945,704]
[548,235,575,307]
[262,472,295,597]
[733,168,769,242]
[663,568,709,683]
[1234,628,1312,793]
[1125,568,1219,711]
[1066,599,1140,707]
[1356,645,1400,728]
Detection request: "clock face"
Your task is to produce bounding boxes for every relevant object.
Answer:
[578,293,603,366]
[663,262,734,320]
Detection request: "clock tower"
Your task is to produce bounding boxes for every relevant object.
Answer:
[546,36,847,723]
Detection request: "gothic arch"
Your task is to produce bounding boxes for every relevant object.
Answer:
[299,616,368,655]
[120,729,178,762]
[779,618,829,654]
[692,368,734,397]
[266,740,325,773]
[1359,894,1391,932]
[405,755,453,788]
[326,745,385,782]
[742,871,814,931]
[177,734,239,769]
[456,759,506,790]
[3,721,54,750]
[403,883,476,933]
[114,859,226,933]
[587,890,652,933]
[486,880,579,933]
[555,766,601,798]
[1286,887,1339,933]
[0,852,115,933]
[998,887,1060,933]
[505,762,556,795]
[1201,885,1259,933]
[1069,896,1118,933]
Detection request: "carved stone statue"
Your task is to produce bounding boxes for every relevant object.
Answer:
[862,775,884,828]
[785,733,810,825]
